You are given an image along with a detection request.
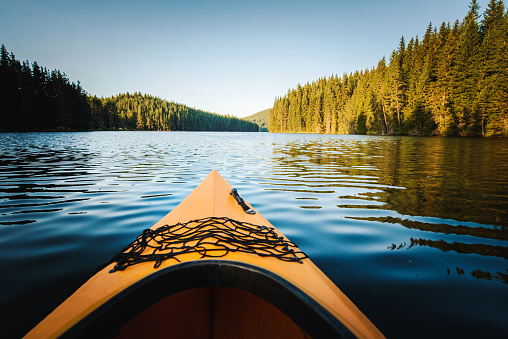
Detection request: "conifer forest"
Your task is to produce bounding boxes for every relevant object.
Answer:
[270,0,508,136]
[87,93,258,132]
[1,0,507,136]
[0,46,258,132]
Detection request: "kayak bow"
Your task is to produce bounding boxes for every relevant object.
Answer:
[25,170,384,339]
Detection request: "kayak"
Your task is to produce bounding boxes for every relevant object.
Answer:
[25,170,384,339]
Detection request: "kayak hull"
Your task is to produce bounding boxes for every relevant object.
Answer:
[64,260,350,338]
[25,170,384,339]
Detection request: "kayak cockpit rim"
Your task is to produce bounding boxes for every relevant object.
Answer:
[59,260,357,339]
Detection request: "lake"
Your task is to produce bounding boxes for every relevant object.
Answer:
[1,131,507,338]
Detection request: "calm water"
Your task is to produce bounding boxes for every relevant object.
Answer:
[1,131,507,338]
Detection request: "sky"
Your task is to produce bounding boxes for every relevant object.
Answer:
[0,0,490,117]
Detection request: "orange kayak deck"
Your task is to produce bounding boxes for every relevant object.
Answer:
[25,170,384,339]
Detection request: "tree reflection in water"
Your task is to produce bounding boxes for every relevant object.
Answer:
[269,135,508,287]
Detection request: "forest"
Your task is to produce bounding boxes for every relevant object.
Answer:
[0,45,90,131]
[88,93,258,132]
[269,0,508,136]
[244,109,270,132]
[0,45,258,132]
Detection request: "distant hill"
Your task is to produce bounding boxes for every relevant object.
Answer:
[90,93,259,132]
[0,45,259,132]
[244,109,270,132]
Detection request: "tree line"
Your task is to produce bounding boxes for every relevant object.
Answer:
[270,0,508,136]
[0,45,91,131]
[0,45,258,132]
[88,93,258,132]
[244,109,270,132]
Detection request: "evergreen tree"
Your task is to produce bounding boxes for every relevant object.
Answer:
[269,1,507,137]
[94,93,259,132]
[429,22,456,135]
[390,37,408,132]
[375,57,391,134]
[451,0,482,135]
[323,81,335,134]
[0,45,259,132]
[0,45,91,131]
[479,0,508,135]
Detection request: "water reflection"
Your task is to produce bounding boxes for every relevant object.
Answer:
[443,266,508,284]
[1,132,507,339]
[265,134,508,288]
[0,135,97,226]
[470,269,508,284]
[269,136,508,227]
[268,139,506,225]
[354,216,507,241]
[388,237,508,260]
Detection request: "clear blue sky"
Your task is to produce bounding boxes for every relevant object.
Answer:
[0,0,489,117]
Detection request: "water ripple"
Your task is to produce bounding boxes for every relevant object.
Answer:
[0,132,507,339]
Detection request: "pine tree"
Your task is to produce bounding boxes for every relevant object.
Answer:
[267,0,507,136]
[373,57,391,134]
[479,0,508,135]
[0,46,19,129]
[429,22,454,134]
[452,0,482,135]
[389,37,408,132]
[323,82,335,133]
